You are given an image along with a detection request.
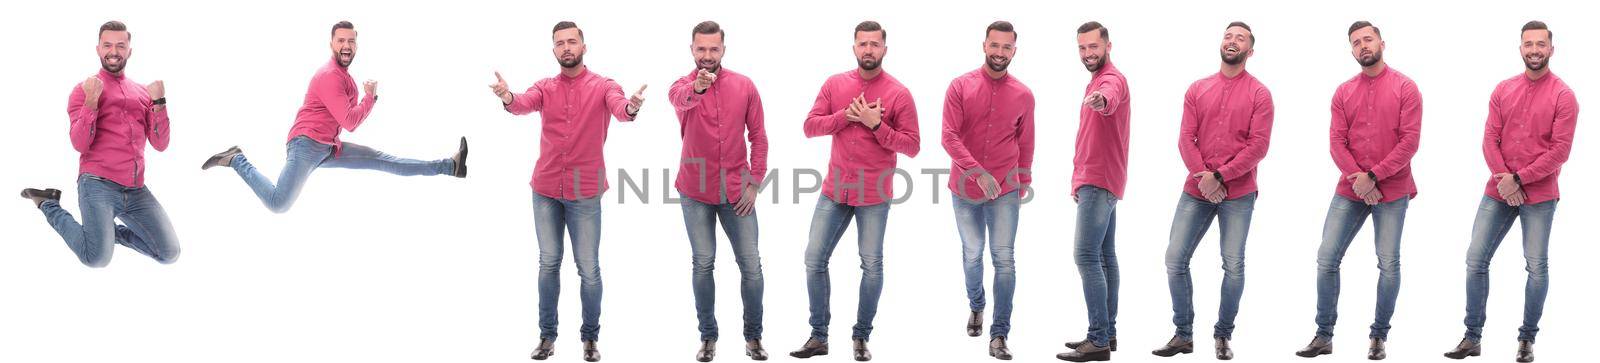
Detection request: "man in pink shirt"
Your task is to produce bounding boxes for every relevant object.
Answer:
[1297,21,1423,361]
[200,21,468,213]
[942,21,1033,361]
[1444,21,1576,363]
[488,21,648,363]
[1152,22,1273,361]
[1060,21,1129,363]
[669,21,770,362]
[22,21,180,267]
[790,20,920,362]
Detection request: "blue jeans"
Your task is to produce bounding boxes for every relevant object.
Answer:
[231,136,456,213]
[1165,192,1255,340]
[803,195,890,342]
[952,190,1021,338]
[533,193,604,341]
[1463,196,1555,343]
[1315,195,1408,340]
[1073,185,1119,347]
[682,197,764,342]
[36,174,180,267]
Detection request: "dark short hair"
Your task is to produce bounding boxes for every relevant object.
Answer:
[1077,21,1107,40]
[1227,21,1255,44]
[1522,20,1552,42]
[99,20,129,42]
[692,20,724,42]
[1348,21,1380,38]
[330,21,354,38]
[854,21,886,42]
[553,21,583,40]
[986,20,1016,41]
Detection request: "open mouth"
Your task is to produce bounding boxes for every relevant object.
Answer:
[1224,45,1239,54]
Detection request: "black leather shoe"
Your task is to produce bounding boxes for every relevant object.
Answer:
[989,337,1012,360]
[1216,337,1234,360]
[1066,337,1117,351]
[852,338,872,361]
[452,137,468,178]
[201,146,242,170]
[968,310,983,337]
[582,340,601,362]
[1443,338,1480,359]
[745,339,768,361]
[1296,336,1332,358]
[696,339,715,362]
[529,338,555,360]
[1057,341,1111,362]
[20,188,61,208]
[1368,338,1386,360]
[1152,335,1194,357]
[789,338,828,359]
[1516,340,1534,362]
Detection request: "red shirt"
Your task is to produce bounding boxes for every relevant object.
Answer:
[803,70,921,206]
[1072,61,1132,199]
[1178,70,1274,200]
[67,69,170,188]
[1329,66,1422,203]
[287,58,376,156]
[941,68,1035,200]
[504,68,637,200]
[1483,72,1578,205]
[669,68,768,205]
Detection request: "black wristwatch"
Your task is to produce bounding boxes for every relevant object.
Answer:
[1512,173,1523,185]
[152,97,166,106]
[1366,171,1377,181]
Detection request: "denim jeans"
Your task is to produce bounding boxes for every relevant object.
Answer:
[231,136,456,213]
[952,190,1021,338]
[682,197,764,342]
[1165,192,1256,340]
[533,193,604,342]
[1315,195,1408,340]
[36,173,180,267]
[803,195,890,342]
[1073,185,1119,347]
[1463,196,1555,343]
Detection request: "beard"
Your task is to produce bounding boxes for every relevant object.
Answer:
[335,49,354,68]
[857,57,880,71]
[100,54,125,74]
[1523,53,1548,71]
[558,53,583,69]
[1221,49,1245,65]
[985,55,1010,73]
[1082,55,1104,72]
[697,59,721,74]
[1356,50,1382,67]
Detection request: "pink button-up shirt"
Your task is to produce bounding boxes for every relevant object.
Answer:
[942,68,1035,200]
[669,68,768,205]
[1072,61,1131,199]
[1329,66,1422,203]
[67,69,170,188]
[803,70,921,206]
[1483,72,1578,205]
[1179,70,1274,200]
[504,68,637,200]
[287,58,376,156]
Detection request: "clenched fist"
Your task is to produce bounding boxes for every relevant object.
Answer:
[82,76,103,110]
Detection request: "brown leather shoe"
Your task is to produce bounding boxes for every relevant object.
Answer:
[788,338,828,359]
[20,188,61,208]
[1056,340,1111,362]
[1443,338,1480,359]
[451,137,468,178]
[1066,337,1117,351]
[989,336,1013,360]
[1296,336,1332,358]
[696,339,715,362]
[1216,337,1234,360]
[1368,338,1386,360]
[968,310,984,337]
[201,146,242,170]
[852,338,872,361]
[582,340,601,362]
[745,339,768,361]
[529,338,555,360]
[1516,340,1534,363]
[1151,335,1194,357]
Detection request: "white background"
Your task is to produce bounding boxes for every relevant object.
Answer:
[1,0,1594,362]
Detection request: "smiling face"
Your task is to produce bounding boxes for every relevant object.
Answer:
[1520,29,1553,72]
[691,32,724,73]
[853,29,886,71]
[983,29,1017,73]
[1348,26,1383,68]
[97,30,131,74]
[552,28,586,69]
[1076,30,1109,72]
[1221,26,1253,66]
[330,28,357,68]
